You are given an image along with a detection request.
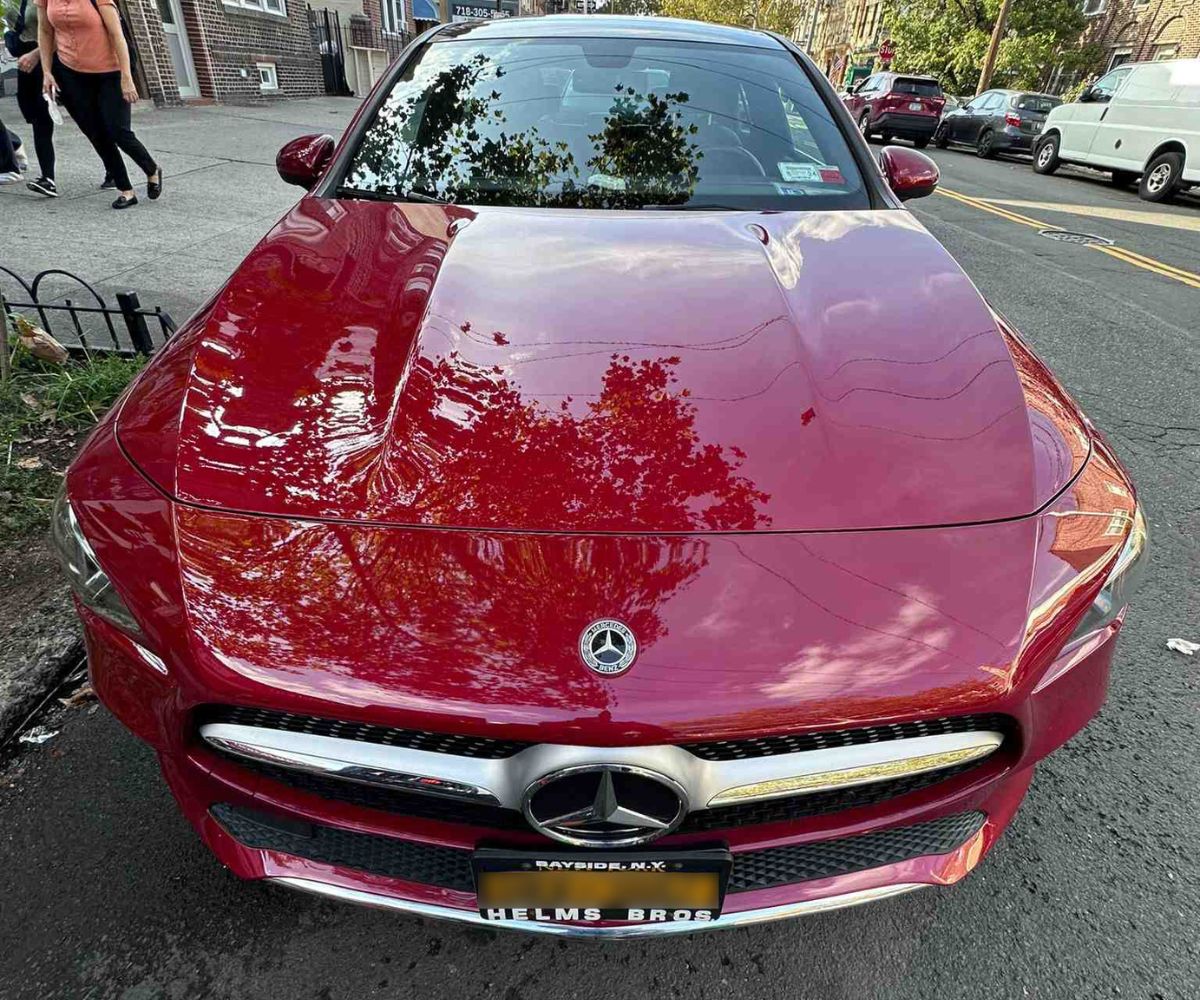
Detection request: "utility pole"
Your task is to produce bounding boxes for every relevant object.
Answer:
[976,0,1013,94]
[439,0,451,24]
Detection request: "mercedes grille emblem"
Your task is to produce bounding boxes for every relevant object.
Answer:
[522,764,688,847]
[579,619,637,676]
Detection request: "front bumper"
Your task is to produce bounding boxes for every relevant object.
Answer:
[85,605,1121,936]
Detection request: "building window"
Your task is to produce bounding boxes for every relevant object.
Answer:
[224,0,287,16]
[1152,43,1178,61]
[381,0,405,34]
[1106,48,1132,71]
[1081,0,1105,15]
[257,62,279,90]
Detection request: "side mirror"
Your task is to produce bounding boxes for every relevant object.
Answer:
[277,133,336,189]
[1077,87,1094,103]
[879,145,939,202]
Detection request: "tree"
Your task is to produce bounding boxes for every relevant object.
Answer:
[881,0,1097,95]
[658,0,815,37]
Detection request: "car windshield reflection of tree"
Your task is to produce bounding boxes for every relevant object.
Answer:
[345,54,703,208]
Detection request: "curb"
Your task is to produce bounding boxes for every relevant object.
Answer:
[0,586,85,748]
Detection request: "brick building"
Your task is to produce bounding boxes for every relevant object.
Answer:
[805,0,892,89]
[1050,0,1200,91]
[120,0,436,105]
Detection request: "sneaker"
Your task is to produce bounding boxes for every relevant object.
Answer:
[0,171,23,184]
[100,176,116,190]
[27,177,58,198]
[15,149,28,172]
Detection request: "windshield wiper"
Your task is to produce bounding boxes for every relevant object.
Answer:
[641,202,751,211]
[336,185,449,205]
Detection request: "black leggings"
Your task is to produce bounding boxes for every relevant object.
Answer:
[17,61,56,181]
[55,59,156,192]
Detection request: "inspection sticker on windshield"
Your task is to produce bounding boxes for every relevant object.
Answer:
[778,162,821,182]
[778,162,847,185]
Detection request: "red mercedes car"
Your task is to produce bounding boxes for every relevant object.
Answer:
[54,16,1146,936]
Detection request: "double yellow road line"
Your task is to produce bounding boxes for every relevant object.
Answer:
[936,186,1200,290]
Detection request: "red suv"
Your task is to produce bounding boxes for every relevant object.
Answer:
[843,72,945,148]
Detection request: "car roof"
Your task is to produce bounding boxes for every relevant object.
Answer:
[437,14,781,49]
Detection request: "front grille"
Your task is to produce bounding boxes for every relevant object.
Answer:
[211,802,984,896]
[682,714,1011,761]
[232,755,979,835]
[200,705,531,759]
[725,810,985,892]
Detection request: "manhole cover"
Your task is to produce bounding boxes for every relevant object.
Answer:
[1038,229,1114,246]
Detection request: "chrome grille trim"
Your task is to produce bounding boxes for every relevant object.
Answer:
[200,723,1003,813]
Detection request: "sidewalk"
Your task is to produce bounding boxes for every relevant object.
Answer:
[1,95,362,327]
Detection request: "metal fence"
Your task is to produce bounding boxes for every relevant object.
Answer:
[310,7,354,97]
[1,266,176,356]
[309,6,413,96]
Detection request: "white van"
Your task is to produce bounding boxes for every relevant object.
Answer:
[1033,58,1200,202]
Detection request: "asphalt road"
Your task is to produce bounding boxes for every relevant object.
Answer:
[2,147,1198,1000]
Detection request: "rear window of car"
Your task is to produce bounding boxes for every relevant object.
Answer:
[1014,94,1060,113]
[341,36,869,211]
[891,77,942,97]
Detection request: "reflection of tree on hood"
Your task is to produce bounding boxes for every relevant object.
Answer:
[347,54,703,207]
[394,350,770,532]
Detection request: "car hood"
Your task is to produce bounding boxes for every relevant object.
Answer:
[117,199,1085,532]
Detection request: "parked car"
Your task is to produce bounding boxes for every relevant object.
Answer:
[1034,58,1200,202]
[56,15,1145,937]
[935,90,1061,157]
[842,71,946,147]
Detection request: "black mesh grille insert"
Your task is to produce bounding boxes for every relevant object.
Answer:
[210,803,476,892]
[682,714,1010,761]
[211,803,984,896]
[726,810,985,892]
[200,705,531,759]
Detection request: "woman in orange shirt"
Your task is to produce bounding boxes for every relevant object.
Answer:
[37,0,161,208]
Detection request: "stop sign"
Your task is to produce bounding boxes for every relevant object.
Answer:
[879,39,894,64]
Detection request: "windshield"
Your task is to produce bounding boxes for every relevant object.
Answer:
[1015,94,1060,113]
[341,37,869,210]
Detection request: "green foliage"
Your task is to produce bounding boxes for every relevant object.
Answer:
[1,334,145,539]
[658,0,812,36]
[882,0,1093,95]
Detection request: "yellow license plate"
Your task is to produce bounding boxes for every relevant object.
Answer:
[473,849,731,925]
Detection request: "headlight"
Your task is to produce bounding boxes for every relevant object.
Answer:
[1068,503,1148,645]
[50,486,142,636]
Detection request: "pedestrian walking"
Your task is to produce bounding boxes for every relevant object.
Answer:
[5,0,58,196]
[36,0,162,209]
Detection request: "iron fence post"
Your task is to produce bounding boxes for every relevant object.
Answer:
[117,291,154,355]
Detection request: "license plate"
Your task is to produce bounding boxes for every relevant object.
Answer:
[908,102,923,111]
[473,848,732,926]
